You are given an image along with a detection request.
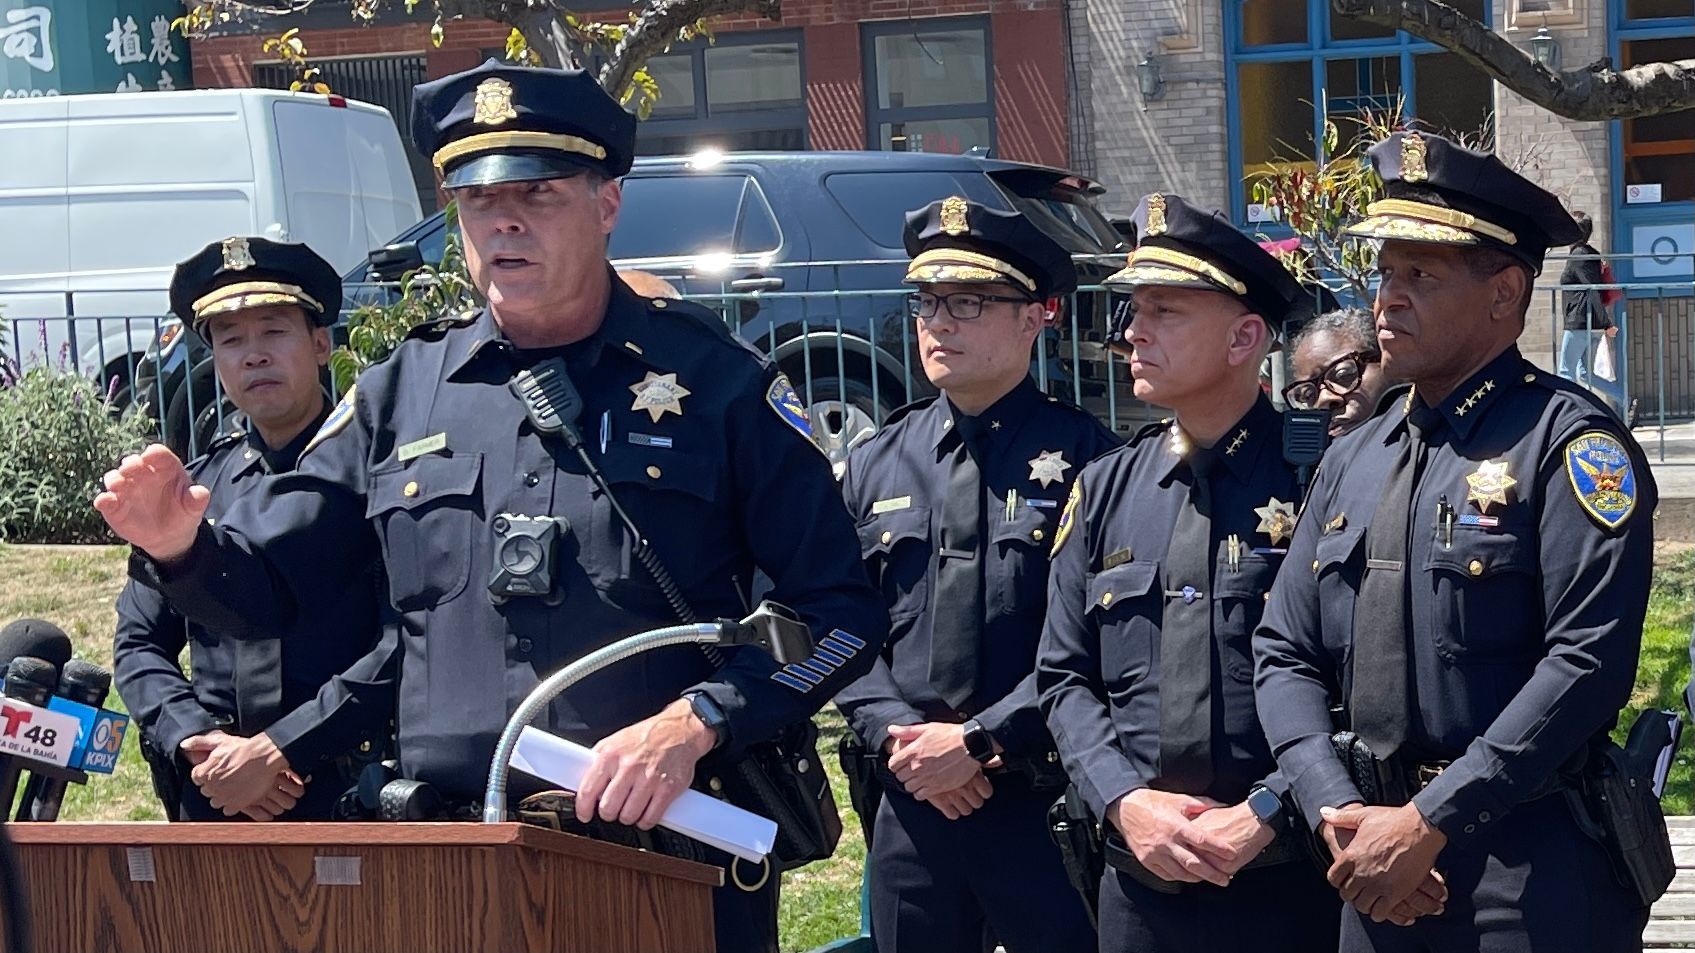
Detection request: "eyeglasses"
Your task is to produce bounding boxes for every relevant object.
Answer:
[907,291,1031,322]
[1282,350,1379,409]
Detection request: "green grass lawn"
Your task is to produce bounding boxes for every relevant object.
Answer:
[10,542,1694,951]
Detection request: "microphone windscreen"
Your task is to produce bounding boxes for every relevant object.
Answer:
[59,659,112,707]
[3,656,58,700]
[0,620,71,676]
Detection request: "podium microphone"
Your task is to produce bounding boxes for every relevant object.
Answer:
[0,657,58,816]
[20,660,115,821]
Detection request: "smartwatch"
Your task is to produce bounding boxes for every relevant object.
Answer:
[961,719,996,765]
[683,691,730,752]
[1247,784,1286,831]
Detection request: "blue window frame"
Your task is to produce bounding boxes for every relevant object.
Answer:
[1608,1,1695,287]
[1224,0,1494,226]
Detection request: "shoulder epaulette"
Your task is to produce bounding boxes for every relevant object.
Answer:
[1374,382,1414,415]
[1128,418,1171,446]
[880,395,940,430]
[187,429,245,474]
[403,309,478,342]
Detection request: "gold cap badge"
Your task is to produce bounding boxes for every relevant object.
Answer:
[1400,132,1429,182]
[473,77,518,127]
[221,237,254,272]
[1146,193,1168,236]
[940,196,970,236]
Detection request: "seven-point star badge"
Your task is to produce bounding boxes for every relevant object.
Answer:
[629,371,691,423]
[1254,497,1297,546]
[1466,459,1517,512]
[1028,450,1071,489]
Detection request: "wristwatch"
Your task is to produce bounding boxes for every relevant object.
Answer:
[683,691,730,752]
[961,719,996,765]
[1247,784,1286,832]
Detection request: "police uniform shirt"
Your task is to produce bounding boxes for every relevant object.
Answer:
[1255,348,1656,841]
[114,407,393,773]
[1038,395,1298,818]
[136,274,887,804]
[836,378,1120,756]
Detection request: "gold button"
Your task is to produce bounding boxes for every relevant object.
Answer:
[1032,529,1045,542]
[880,531,893,545]
[358,740,372,753]
[646,465,662,479]
[653,298,668,309]
[709,777,723,792]
[403,480,420,498]
[1523,373,1536,383]
[1468,559,1484,577]
[1312,559,1320,574]
[1100,592,1114,606]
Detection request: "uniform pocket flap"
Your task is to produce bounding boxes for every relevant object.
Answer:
[1425,528,1536,579]
[989,506,1057,548]
[367,452,482,517]
[857,505,931,557]
[1315,524,1367,575]
[1086,561,1159,614]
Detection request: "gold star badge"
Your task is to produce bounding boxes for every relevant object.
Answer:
[1465,459,1517,512]
[473,77,518,126]
[629,371,691,423]
[940,196,970,236]
[1028,450,1072,489]
[221,237,254,271]
[1255,497,1297,546]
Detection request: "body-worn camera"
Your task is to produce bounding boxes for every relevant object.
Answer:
[489,513,568,605]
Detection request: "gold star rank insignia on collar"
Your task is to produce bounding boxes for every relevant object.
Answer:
[1465,459,1516,512]
[1028,450,1071,489]
[1453,379,1496,417]
[629,371,690,423]
[1255,497,1297,546]
[1224,428,1249,456]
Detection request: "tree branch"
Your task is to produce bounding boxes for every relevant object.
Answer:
[599,0,781,99]
[1333,0,1695,120]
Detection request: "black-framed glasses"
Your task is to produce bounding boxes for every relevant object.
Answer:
[1282,349,1379,410]
[907,291,1032,322]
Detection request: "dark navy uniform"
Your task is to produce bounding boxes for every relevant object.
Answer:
[1039,194,1338,953]
[837,198,1116,953]
[1255,133,1656,953]
[134,62,886,953]
[113,237,393,821]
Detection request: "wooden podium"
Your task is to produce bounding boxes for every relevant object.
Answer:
[4,822,720,953]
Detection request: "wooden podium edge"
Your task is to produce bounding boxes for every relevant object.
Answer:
[4,822,724,887]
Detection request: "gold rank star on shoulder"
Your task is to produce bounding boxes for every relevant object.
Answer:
[1028,450,1071,489]
[630,371,690,423]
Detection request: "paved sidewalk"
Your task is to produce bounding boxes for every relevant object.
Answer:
[1632,418,1695,541]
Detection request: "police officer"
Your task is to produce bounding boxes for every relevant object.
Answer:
[836,197,1116,953]
[112,237,393,821]
[1037,194,1340,953]
[1254,132,1655,952]
[94,61,886,953]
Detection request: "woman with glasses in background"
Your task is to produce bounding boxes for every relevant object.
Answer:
[1283,308,1391,439]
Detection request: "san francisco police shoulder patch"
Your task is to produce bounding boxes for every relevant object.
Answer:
[303,384,356,457]
[1564,431,1637,531]
[766,373,811,439]
[1052,477,1083,557]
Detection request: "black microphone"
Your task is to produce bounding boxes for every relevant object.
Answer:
[0,657,59,816]
[20,660,111,821]
[0,619,71,676]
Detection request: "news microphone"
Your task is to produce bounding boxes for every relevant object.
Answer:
[0,619,71,678]
[22,660,119,821]
[0,657,59,815]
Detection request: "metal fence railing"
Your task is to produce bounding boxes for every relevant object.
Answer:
[5,246,1690,464]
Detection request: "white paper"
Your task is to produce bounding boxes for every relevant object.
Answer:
[511,725,778,864]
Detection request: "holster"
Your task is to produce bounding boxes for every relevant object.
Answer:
[1047,785,1105,925]
[837,730,885,852]
[1329,731,1411,807]
[699,718,842,875]
[137,729,184,822]
[1566,729,1675,909]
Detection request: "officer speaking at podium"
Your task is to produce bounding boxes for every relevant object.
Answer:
[95,60,887,953]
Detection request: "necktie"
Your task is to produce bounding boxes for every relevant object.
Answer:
[1350,405,1438,758]
[929,424,985,709]
[234,637,283,735]
[1159,448,1217,791]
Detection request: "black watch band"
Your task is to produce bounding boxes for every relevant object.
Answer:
[1247,784,1286,830]
[962,719,995,764]
[684,691,730,752]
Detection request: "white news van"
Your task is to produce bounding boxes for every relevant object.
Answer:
[0,88,422,405]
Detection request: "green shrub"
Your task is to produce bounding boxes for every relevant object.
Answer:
[0,368,152,543]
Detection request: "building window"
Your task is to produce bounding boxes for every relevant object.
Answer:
[864,18,994,155]
[1227,0,1494,221]
[609,31,807,157]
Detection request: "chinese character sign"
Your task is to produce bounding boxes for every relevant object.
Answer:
[1,0,190,99]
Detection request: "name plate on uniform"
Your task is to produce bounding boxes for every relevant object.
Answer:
[398,432,448,462]
[872,496,912,514]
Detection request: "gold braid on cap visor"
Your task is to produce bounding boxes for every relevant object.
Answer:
[1349,198,1518,245]
[432,130,608,173]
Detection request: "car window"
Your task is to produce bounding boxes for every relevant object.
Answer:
[612,174,780,259]
[823,171,990,249]
[1001,189,1123,254]
[414,220,451,265]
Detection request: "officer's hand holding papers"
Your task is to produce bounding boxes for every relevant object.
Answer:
[94,444,210,563]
